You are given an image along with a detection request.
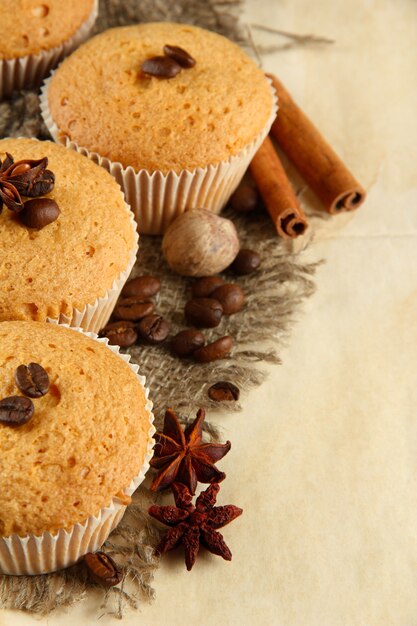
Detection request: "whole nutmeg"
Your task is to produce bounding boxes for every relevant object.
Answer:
[162,209,240,277]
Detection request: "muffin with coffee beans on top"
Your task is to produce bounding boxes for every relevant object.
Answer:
[42,22,277,234]
[0,320,154,575]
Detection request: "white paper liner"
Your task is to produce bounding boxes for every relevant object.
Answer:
[0,0,98,100]
[40,77,278,234]
[46,190,139,334]
[0,325,155,576]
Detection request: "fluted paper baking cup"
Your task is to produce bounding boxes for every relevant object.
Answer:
[0,325,155,576]
[46,191,138,334]
[0,0,98,100]
[40,77,278,234]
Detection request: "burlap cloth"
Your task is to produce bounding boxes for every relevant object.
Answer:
[0,0,318,617]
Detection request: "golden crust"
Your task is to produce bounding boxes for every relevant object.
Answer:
[0,138,135,323]
[0,321,151,537]
[0,0,95,60]
[48,22,274,173]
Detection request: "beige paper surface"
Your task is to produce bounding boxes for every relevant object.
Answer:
[2,0,417,623]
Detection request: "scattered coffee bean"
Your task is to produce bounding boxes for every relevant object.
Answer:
[138,314,170,344]
[18,198,60,230]
[0,396,34,427]
[230,249,261,275]
[163,44,196,68]
[208,381,240,402]
[171,329,206,358]
[142,56,181,79]
[211,284,244,315]
[83,552,123,587]
[230,185,259,213]
[192,276,225,299]
[121,276,161,299]
[194,336,233,363]
[99,321,137,348]
[185,298,223,328]
[15,363,49,398]
[113,297,155,321]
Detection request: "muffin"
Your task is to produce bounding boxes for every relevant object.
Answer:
[41,22,277,234]
[0,137,138,332]
[0,321,154,575]
[0,0,97,99]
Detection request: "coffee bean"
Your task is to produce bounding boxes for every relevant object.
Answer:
[194,336,233,363]
[230,249,261,275]
[171,329,206,358]
[142,56,181,79]
[83,552,123,587]
[113,298,155,321]
[163,44,196,68]
[192,276,225,299]
[18,198,60,230]
[208,381,240,402]
[211,284,244,315]
[15,363,49,398]
[0,396,34,427]
[99,321,137,348]
[121,276,161,299]
[138,314,170,344]
[185,298,223,328]
[230,185,259,213]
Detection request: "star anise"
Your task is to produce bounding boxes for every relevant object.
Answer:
[149,482,242,570]
[150,408,231,494]
[0,153,55,214]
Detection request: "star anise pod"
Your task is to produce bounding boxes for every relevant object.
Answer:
[149,482,242,570]
[0,153,55,213]
[150,408,231,494]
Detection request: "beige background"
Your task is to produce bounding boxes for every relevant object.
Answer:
[2,0,417,624]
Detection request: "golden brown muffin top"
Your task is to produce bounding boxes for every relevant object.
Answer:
[0,321,152,537]
[0,0,95,60]
[0,138,136,323]
[48,22,274,173]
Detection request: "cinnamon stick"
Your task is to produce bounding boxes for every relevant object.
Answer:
[249,136,308,239]
[267,74,366,214]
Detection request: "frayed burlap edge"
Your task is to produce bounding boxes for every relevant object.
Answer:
[0,0,320,618]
